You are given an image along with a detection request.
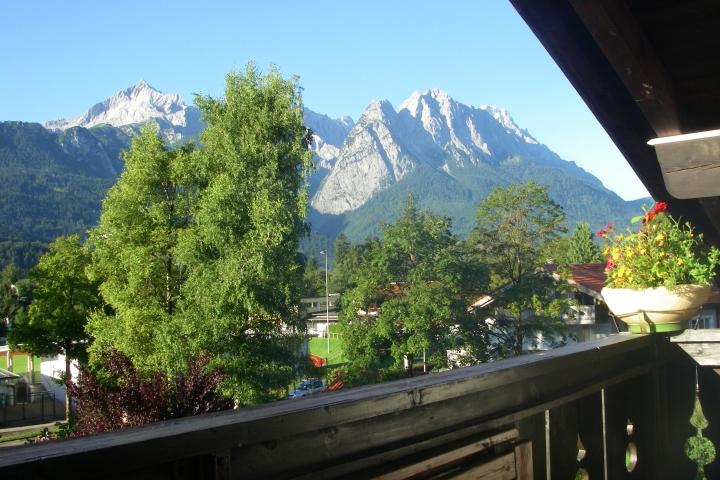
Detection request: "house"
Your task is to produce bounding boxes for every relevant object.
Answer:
[0,345,73,412]
[469,263,618,349]
[0,346,42,396]
[0,346,62,426]
[0,368,20,406]
[301,294,340,335]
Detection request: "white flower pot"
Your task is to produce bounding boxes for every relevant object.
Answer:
[601,284,711,333]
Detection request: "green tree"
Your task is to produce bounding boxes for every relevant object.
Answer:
[88,65,314,406]
[566,222,603,264]
[87,125,195,372]
[471,181,574,358]
[8,235,100,419]
[473,181,567,287]
[538,235,573,268]
[302,255,326,297]
[341,195,489,385]
[329,232,363,293]
[176,63,314,404]
[0,264,22,337]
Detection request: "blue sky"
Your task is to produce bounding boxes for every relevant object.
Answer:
[0,1,650,200]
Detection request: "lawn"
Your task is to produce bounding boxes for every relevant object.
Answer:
[308,337,346,368]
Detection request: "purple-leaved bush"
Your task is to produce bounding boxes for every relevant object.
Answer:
[67,350,233,436]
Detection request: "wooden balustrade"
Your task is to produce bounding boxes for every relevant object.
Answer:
[1,332,718,479]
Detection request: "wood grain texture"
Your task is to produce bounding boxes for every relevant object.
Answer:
[675,343,720,366]
[568,0,680,137]
[0,335,664,479]
[452,452,516,480]
[671,328,720,343]
[654,136,720,198]
[514,441,534,480]
[372,429,518,480]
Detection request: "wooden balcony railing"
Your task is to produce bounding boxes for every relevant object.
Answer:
[1,332,717,479]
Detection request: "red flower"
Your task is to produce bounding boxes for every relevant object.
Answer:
[606,255,616,270]
[652,202,667,214]
[597,229,607,237]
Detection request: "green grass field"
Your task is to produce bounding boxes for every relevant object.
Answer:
[308,337,346,368]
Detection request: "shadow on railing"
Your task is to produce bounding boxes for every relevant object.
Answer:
[0,333,717,479]
[0,391,58,428]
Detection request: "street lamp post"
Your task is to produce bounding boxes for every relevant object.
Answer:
[320,250,330,355]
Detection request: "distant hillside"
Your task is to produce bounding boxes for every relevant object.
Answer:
[0,121,125,244]
[307,159,651,244]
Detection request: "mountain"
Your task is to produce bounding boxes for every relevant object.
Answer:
[302,109,354,198]
[312,89,602,215]
[43,80,203,144]
[307,89,650,242]
[0,83,652,272]
[0,121,120,244]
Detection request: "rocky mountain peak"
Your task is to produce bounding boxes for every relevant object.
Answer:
[311,90,603,215]
[42,81,203,141]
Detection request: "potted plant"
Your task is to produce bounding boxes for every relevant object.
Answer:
[598,202,720,333]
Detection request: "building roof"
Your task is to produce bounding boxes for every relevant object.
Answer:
[566,263,608,298]
[0,368,20,381]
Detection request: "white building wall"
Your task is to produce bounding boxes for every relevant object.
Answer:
[40,355,79,407]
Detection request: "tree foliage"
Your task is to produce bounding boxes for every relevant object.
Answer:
[329,232,363,294]
[473,180,567,287]
[7,235,100,417]
[566,222,602,264]
[340,195,489,385]
[87,64,314,406]
[471,182,575,358]
[87,125,195,371]
[176,63,314,404]
[302,255,326,297]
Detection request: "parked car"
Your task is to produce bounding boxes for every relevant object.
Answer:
[287,379,325,399]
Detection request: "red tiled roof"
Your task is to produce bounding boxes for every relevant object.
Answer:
[708,288,720,305]
[565,263,607,294]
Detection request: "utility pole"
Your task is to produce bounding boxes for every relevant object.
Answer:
[320,250,330,355]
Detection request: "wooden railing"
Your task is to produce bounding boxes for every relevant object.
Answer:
[1,332,717,479]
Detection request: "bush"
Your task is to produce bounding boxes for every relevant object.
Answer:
[67,349,233,436]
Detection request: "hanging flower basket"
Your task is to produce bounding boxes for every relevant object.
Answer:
[601,284,710,333]
[598,202,720,334]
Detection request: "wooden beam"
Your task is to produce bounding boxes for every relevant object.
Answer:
[670,329,720,343]
[514,441,534,480]
[454,451,516,480]
[671,328,720,366]
[568,0,680,137]
[372,429,519,480]
[650,132,720,199]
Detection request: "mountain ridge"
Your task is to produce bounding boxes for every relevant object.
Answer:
[0,83,652,255]
[310,89,605,217]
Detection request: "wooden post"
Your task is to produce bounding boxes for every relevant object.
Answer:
[516,411,547,479]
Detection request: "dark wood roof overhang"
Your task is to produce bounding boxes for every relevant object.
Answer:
[508,0,720,246]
